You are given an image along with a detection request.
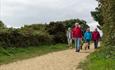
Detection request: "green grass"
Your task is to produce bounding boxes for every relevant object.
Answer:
[79,46,115,70]
[0,44,68,65]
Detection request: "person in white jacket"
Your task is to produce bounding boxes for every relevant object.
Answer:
[66,27,72,48]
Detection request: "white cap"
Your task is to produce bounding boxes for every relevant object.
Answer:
[68,27,71,30]
[75,23,79,26]
[75,23,79,25]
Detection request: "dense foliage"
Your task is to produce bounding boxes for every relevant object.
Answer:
[0,21,6,29]
[80,45,115,70]
[63,19,89,32]
[81,0,115,70]
[91,8,104,26]
[0,19,89,47]
[98,0,115,58]
[91,0,115,58]
[46,22,66,43]
[0,25,53,47]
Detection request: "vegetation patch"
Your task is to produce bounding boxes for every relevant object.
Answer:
[79,45,115,70]
[0,44,68,65]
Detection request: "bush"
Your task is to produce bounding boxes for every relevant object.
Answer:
[0,19,89,47]
[0,28,53,47]
[46,22,67,43]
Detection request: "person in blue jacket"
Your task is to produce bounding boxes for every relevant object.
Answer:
[84,28,92,50]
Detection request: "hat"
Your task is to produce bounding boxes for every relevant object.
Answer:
[75,23,79,26]
[68,27,71,30]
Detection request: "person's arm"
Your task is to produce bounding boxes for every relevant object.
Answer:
[98,32,101,40]
[79,28,83,38]
[71,28,74,40]
[84,32,86,40]
[92,32,94,41]
[90,32,92,41]
[79,29,83,41]
[70,30,72,39]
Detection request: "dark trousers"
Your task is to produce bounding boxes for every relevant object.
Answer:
[94,40,98,49]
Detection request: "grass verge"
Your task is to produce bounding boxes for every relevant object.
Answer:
[0,44,68,65]
[79,46,115,70]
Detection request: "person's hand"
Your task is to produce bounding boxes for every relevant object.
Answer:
[99,37,101,41]
[80,38,82,41]
[72,37,75,40]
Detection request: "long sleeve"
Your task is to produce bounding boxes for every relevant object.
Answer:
[90,32,92,40]
[98,32,100,40]
[84,32,86,40]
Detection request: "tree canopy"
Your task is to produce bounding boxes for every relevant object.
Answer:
[93,0,115,59]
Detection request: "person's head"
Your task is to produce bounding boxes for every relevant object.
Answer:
[86,28,90,32]
[95,28,98,31]
[68,27,71,31]
[75,23,79,27]
[79,25,81,28]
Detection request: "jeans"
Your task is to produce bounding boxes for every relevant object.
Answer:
[94,40,98,49]
[75,38,81,50]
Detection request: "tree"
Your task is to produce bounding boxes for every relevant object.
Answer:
[96,0,115,59]
[63,19,89,33]
[47,19,89,43]
[47,21,66,43]
[0,20,6,29]
[91,8,104,27]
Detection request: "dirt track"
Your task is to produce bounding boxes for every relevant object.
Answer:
[0,44,95,70]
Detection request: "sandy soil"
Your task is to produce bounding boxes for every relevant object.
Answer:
[0,44,95,70]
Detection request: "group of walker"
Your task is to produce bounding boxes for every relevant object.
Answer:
[66,23,100,52]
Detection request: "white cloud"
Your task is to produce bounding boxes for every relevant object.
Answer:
[0,0,98,27]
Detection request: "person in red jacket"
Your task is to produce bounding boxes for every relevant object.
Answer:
[72,23,82,52]
[92,28,100,49]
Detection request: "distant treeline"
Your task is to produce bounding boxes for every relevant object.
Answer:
[0,19,89,47]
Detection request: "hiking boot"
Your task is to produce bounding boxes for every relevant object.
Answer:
[80,46,82,50]
[76,49,80,52]
[78,49,80,52]
[75,50,78,52]
[88,46,90,49]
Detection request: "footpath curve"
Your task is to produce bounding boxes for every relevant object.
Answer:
[0,44,95,70]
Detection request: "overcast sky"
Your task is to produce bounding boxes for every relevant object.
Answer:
[0,0,98,28]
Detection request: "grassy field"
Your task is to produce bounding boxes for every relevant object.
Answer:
[0,44,68,65]
[79,46,115,70]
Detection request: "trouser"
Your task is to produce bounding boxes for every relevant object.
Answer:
[94,40,98,49]
[68,38,72,45]
[75,38,81,51]
[86,39,90,49]
[67,38,72,48]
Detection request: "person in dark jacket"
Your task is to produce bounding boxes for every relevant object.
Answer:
[92,28,100,49]
[72,23,82,52]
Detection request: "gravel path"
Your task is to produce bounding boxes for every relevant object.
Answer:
[0,44,95,70]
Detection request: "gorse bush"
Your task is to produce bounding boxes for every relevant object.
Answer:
[99,0,115,58]
[46,22,67,43]
[0,29,53,47]
[0,23,53,47]
[0,19,89,47]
